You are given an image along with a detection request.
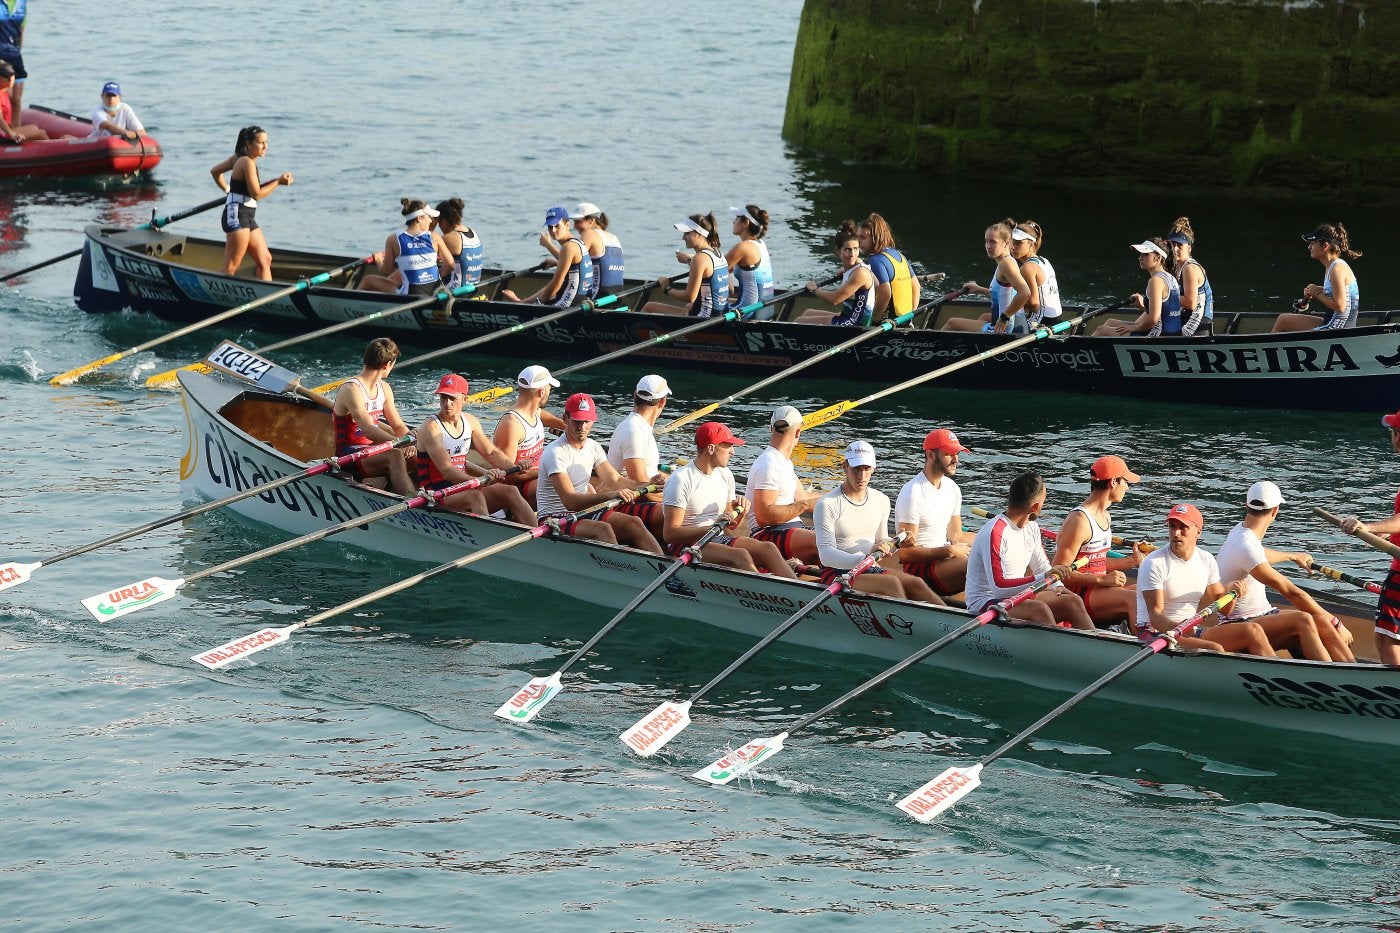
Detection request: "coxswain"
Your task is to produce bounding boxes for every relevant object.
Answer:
[895,428,975,601]
[502,206,594,305]
[813,441,941,603]
[535,393,662,554]
[858,213,920,321]
[605,374,672,541]
[661,422,795,576]
[964,471,1093,629]
[331,338,416,497]
[1272,223,1362,333]
[1339,410,1400,666]
[359,199,456,296]
[415,374,536,525]
[492,364,567,507]
[744,405,823,565]
[644,214,730,318]
[726,204,775,317]
[796,222,877,326]
[1049,455,1145,630]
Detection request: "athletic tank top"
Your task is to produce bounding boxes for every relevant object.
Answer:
[731,240,775,310]
[693,248,730,319]
[508,409,547,470]
[989,275,1026,334]
[333,378,386,455]
[1025,255,1062,324]
[416,414,474,489]
[1067,505,1112,594]
[832,261,876,326]
[1390,489,1400,571]
[597,230,625,294]
[1319,260,1360,330]
[1147,270,1183,337]
[395,230,441,295]
[226,159,256,207]
[546,238,594,307]
[1176,257,1214,334]
[879,247,916,315]
[446,227,483,289]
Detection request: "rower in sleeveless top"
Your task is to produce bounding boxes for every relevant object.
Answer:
[502,206,595,305]
[542,202,624,299]
[943,218,1032,334]
[358,199,457,296]
[1094,237,1181,337]
[1339,409,1400,666]
[726,204,775,318]
[605,374,672,541]
[1008,220,1062,330]
[330,338,416,497]
[1048,455,1146,630]
[433,197,483,289]
[492,364,567,508]
[643,213,730,317]
[209,125,294,279]
[859,213,920,322]
[415,373,536,526]
[1165,217,1213,336]
[1272,222,1362,333]
[796,223,877,326]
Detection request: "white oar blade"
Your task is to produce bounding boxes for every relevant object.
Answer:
[895,764,983,823]
[0,561,40,592]
[79,576,184,621]
[692,732,788,786]
[494,672,563,724]
[191,626,293,670]
[619,701,691,757]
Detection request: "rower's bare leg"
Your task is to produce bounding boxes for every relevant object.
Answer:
[931,556,967,595]
[731,538,796,578]
[1271,313,1317,334]
[1175,636,1225,652]
[482,485,536,525]
[567,518,618,545]
[1037,591,1094,630]
[1256,609,1332,662]
[359,450,418,497]
[248,230,274,281]
[849,574,905,599]
[1377,635,1400,667]
[941,313,991,332]
[878,558,943,605]
[441,489,489,514]
[698,541,757,571]
[1200,621,1277,657]
[222,228,251,276]
[639,301,689,316]
[604,513,663,554]
[1004,601,1057,627]
[1086,586,1135,629]
[1316,619,1355,662]
[779,528,820,565]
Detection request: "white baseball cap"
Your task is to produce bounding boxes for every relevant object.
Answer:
[844,440,876,468]
[636,374,671,401]
[569,201,602,220]
[770,405,803,432]
[1246,480,1285,510]
[516,364,560,389]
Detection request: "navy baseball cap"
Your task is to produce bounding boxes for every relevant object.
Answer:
[544,206,569,227]
[102,82,121,96]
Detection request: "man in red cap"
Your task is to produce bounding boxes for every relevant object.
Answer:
[1338,410,1400,665]
[895,428,976,599]
[661,422,796,577]
[1135,503,1271,655]
[414,374,536,525]
[535,393,661,553]
[1050,455,1148,630]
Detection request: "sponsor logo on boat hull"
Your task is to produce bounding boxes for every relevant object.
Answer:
[1239,672,1400,718]
[1118,343,1361,378]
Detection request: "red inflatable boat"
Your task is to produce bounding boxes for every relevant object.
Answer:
[0,105,162,179]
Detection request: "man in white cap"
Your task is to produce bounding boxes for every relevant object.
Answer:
[606,374,671,540]
[813,442,941,603]
[895,428,976,600]
[415,373,536,525]
[492,364,566,508]
[745,405,823,564]
[1050,455,1148,630]
[536,393,662,554]
[1216,481,1354,662]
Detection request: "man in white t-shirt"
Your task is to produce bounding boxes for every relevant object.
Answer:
[896,428,976,598]
[1136,502,1270,655]
[744,405,822,563]
[606,373,670,540]
[536,392,661,554]
[813,441,940,603]
[1215,481,1354,661]
[88,81,143,141]
[663,422,795,576]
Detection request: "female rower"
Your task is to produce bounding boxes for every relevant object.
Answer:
[1093,238,1179,337]
[643,213,730,318]
[1271,222,1362,333]
[434,197,482,289]
[502,206,595,305]
[944,218,1031,334]
[859,213,919,320]
[726,204,775,318]
[358,199,456,296]
[1166,217,1213,336]
[209,125,294,280]
[1010,220,1061,330]
[796,223,876,326]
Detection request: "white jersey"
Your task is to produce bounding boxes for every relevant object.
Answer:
[744,446,801,533]
[1216,523,1271,619]
[1135,546,1221,631]
[503,408,547,471]
[536,436,607,518]
[964,512,1053,613]
[1026,254,1061,321]
[662,461,735,529]
[606,411,660,480]
[894,472,961,547]
[814,488,891,571]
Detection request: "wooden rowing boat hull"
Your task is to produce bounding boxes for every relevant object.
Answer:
[178,369,1400,747]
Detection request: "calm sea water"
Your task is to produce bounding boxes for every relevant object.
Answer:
[4,1,1400,928]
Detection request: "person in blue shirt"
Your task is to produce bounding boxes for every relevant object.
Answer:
[358,199,456,296]
[796,223,877,326]
[725,204,775,317]
[433,197,483,289]
[646,213,730,318]
[1095,238,1181,337]
[0,0,26,123]
[1166,217,1213,336]
[1272,222,1362,333]
[858,213,920,320]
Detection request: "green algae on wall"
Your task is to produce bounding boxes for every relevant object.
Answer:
[784,0,1400,204]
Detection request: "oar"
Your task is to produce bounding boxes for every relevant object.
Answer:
[692,558,1087,786]
[50,252,380,386]
[1303,560,1382,596]
[801,298,1132,431]
[190,491,646,670]
[464,267,823,400]
[1315,507,1400,562]
[894,590,1235,822]
[79,470,517,621]
[619,534,906,757]
[0,436,413,593]
[2,196,225,284]
[144,264,542,390]
[495,518,735,723]
[657,285,965,436]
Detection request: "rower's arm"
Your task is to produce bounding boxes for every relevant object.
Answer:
[1050,512,1097,587]
[594,460,646,495]
[379,385,411,438]
[663,504,705,548]
[997,257,1031,320]
[209,154,235,192]
[336,383,398,444]
[546,466,619,512]
[528,240,577,301]
[468,418,513,473]
[751,487,806,527]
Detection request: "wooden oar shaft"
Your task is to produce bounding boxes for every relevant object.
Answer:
[1315,507,1400,561]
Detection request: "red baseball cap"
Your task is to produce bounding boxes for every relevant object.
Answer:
[696,422,745,448]
[434,373,469,397]
[923,428,970,454]
[564,392,598,422]
[1382,411,1400,429]
[1090,455,1141,483]
[1165,502,1203,531]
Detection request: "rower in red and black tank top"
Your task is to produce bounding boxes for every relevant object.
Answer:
[333,377,386,457]
[416,413,473,490]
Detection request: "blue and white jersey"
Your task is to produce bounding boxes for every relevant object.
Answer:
[1176,257,1213,336]
[989,276,1026,334]
[447,227,483,289]
[395,230,441,295]
[1147,270,1183,337]
[831,261,875,326]
[597,231,624,294]
[1317,260,1359,330]
[731,240,775,312]
[695,248,730,319]
[545,238,594,308]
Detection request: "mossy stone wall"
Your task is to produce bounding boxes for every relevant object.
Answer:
[784,0,1400,203]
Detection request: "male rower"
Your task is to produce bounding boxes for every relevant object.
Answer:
[813,441,941,603]
[1049,455,1146,630]
[1136,503,1271,655]
[895,428,976,600]
[605,373,671,540]
[1216,481,1354,662]
[493,364,566,507]
[663,422,796,577]
[535,393,662,554]
[744,405,823,564]
[1338,408,1400,666]
[331,337,416,497]
[415,373,536,525]
[964,471,1093,629]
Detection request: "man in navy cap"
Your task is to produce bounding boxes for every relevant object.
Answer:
[89,81,144,141]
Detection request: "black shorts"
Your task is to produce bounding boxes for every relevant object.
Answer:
[0,50,25,80]
[221,201,258,233]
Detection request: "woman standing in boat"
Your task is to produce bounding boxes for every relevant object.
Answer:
[646,214,729,318]
[726,204,775,318]
[1166,217,1213,336]
[859,213,919,320]
[944,219,1031,334]
[209,126,294,280]
[1094,238,1180,337]
[358,199,456,297]
[434,197,482,289]
[1009,220,1061,330]
[1271,223,1361,333]
[796,223,876,326]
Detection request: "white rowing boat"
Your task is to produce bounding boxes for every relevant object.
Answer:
[177,369,1400,747]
